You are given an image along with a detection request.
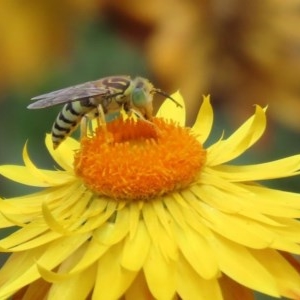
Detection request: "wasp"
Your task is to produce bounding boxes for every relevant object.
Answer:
[28,76,181,149]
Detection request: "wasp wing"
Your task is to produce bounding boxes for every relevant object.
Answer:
[28,81,109,109]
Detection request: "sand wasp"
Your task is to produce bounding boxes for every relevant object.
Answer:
[28,76,181,149]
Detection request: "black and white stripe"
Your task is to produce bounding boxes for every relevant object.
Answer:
[52,100,96,148]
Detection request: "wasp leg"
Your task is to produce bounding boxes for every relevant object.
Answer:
[97,104,113,143]
[97,104,106,128]
[129,108,160,135]
[129,108,155,125]
[129,108,145,120]
[80,116,89,140]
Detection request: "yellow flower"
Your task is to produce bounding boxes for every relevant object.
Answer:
[1,93,300,299]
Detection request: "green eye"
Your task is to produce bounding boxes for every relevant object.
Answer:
[131,88,147,107]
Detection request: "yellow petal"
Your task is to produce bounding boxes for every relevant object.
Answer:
[189,182,296,227]
[188,183,243,214]
[156,91,186,126]
[210,154,300,182]
[67,240,108,275]
[268,232,300,254]
[175,226,219,279]
[6,182,81,209]
[0,225,59,251]
[38,239,108,280]
[128,202,142,239]
[200,202,277,249]
[47,264,96,300]
[143,243,176,300]
[0,139,74,187]
[0,234,88,298]
[75,200,117,234]
[242,184,300,218]
[209,235,280,297]
[251,249,300,299]
[40,188,94,235]
[45,134,79,172]
[207,105,266,166]
[0,165,72,187]
[192,95,214,144]
[38,242,96,297]
[176,253,223,300]
[93,243,137,300]
[199,171,289,220]
[36,234,91,270]
[93,206,129,246]
[0,184,84,228]
[179,190,216,238]
[0,212,22,228]
[152,199,174,237]
[0,251,41,298]
[163,195,188,229]
[142,203,178,261]
[272,218,300,245]
[121,221,151,271]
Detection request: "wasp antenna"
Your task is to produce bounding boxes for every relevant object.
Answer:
[154,89,183,108]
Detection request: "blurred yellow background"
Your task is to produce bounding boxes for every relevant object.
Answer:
[1,1,300,299]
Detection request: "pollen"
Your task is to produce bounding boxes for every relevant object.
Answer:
[74,118,206,201]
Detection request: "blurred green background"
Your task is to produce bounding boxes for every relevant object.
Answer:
[1,1,300,299]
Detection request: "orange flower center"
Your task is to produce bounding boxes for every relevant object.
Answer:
[74,118,206,201]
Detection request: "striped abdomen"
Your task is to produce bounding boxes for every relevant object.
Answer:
[52,100,96,149]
